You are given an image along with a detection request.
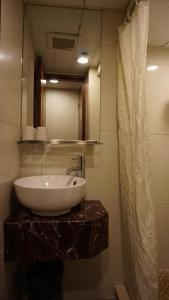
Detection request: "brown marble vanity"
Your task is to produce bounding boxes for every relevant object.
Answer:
[4,200,108,262]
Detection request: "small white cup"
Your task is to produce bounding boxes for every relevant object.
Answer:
[36,127,48,141]
[22,126,35,141]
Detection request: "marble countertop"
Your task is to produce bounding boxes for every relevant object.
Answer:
[4,200,108,262]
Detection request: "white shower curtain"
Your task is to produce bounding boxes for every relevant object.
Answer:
[118,2,158,300]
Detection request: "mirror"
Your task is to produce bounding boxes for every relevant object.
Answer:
[22,3,102,141]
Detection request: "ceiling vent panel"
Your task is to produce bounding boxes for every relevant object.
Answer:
[47,32,79,51]
[52,37,75,50]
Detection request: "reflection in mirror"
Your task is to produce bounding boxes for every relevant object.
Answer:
[22,3,101,141]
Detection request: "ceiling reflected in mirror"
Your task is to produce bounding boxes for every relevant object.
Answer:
[22,1,102,142]
[25,4,101,76]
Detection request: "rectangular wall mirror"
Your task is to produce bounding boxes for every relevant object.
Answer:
[21,2,102,141]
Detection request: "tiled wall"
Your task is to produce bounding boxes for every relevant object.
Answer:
[0,0,23,299]
[147,47,169,271]
[147,46,169,300]
[20,10,124,300]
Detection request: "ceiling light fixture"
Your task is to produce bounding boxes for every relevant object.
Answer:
[77,51,89,64]
[147,65,159,71]
[49,79,59,84]
[41,79,47,85]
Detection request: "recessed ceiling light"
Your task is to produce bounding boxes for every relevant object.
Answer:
[147,65,159,71]
[77,51,89,64]
[49,79,59,84]
[41,79,47,85]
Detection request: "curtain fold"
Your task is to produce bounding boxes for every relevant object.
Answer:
[118,2,158,300]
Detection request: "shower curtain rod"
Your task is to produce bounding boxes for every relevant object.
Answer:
[124,0,140,23]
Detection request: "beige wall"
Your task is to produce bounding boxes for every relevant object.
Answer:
[0,0,23,299]
[20,10,124,299]
[86,67,100,141]
[147,47,169,269]
[45,88,79,140]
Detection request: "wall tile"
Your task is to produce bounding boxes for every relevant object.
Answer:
[0,123,20,253]
[146,64,169,135]
[20,144,84,177]
[149,134,169,206]
[0,123,20,214]
[20,144,43,177]
[147,47,169,271]
[156,205,169,268]
[0,122,20,299]
[0,1,24,300]
[0,0,23,128]
[42,145,83,175]
[85,130,123,284]
[102,10,122,47]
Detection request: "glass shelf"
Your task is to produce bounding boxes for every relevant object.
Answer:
[17,139,102,145]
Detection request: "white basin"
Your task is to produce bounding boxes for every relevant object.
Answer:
[14,175,86,216]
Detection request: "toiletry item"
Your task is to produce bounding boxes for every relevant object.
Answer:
[22,126,35,141]
[36,127,48,141]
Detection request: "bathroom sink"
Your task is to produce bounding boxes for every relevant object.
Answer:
[14,175,86,216]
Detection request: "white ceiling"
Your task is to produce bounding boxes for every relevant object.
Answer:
[25,0,128,10]
[24,0,130,76]
[25,5,101,75]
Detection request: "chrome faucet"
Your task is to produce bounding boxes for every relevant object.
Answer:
[66,156,85,178]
